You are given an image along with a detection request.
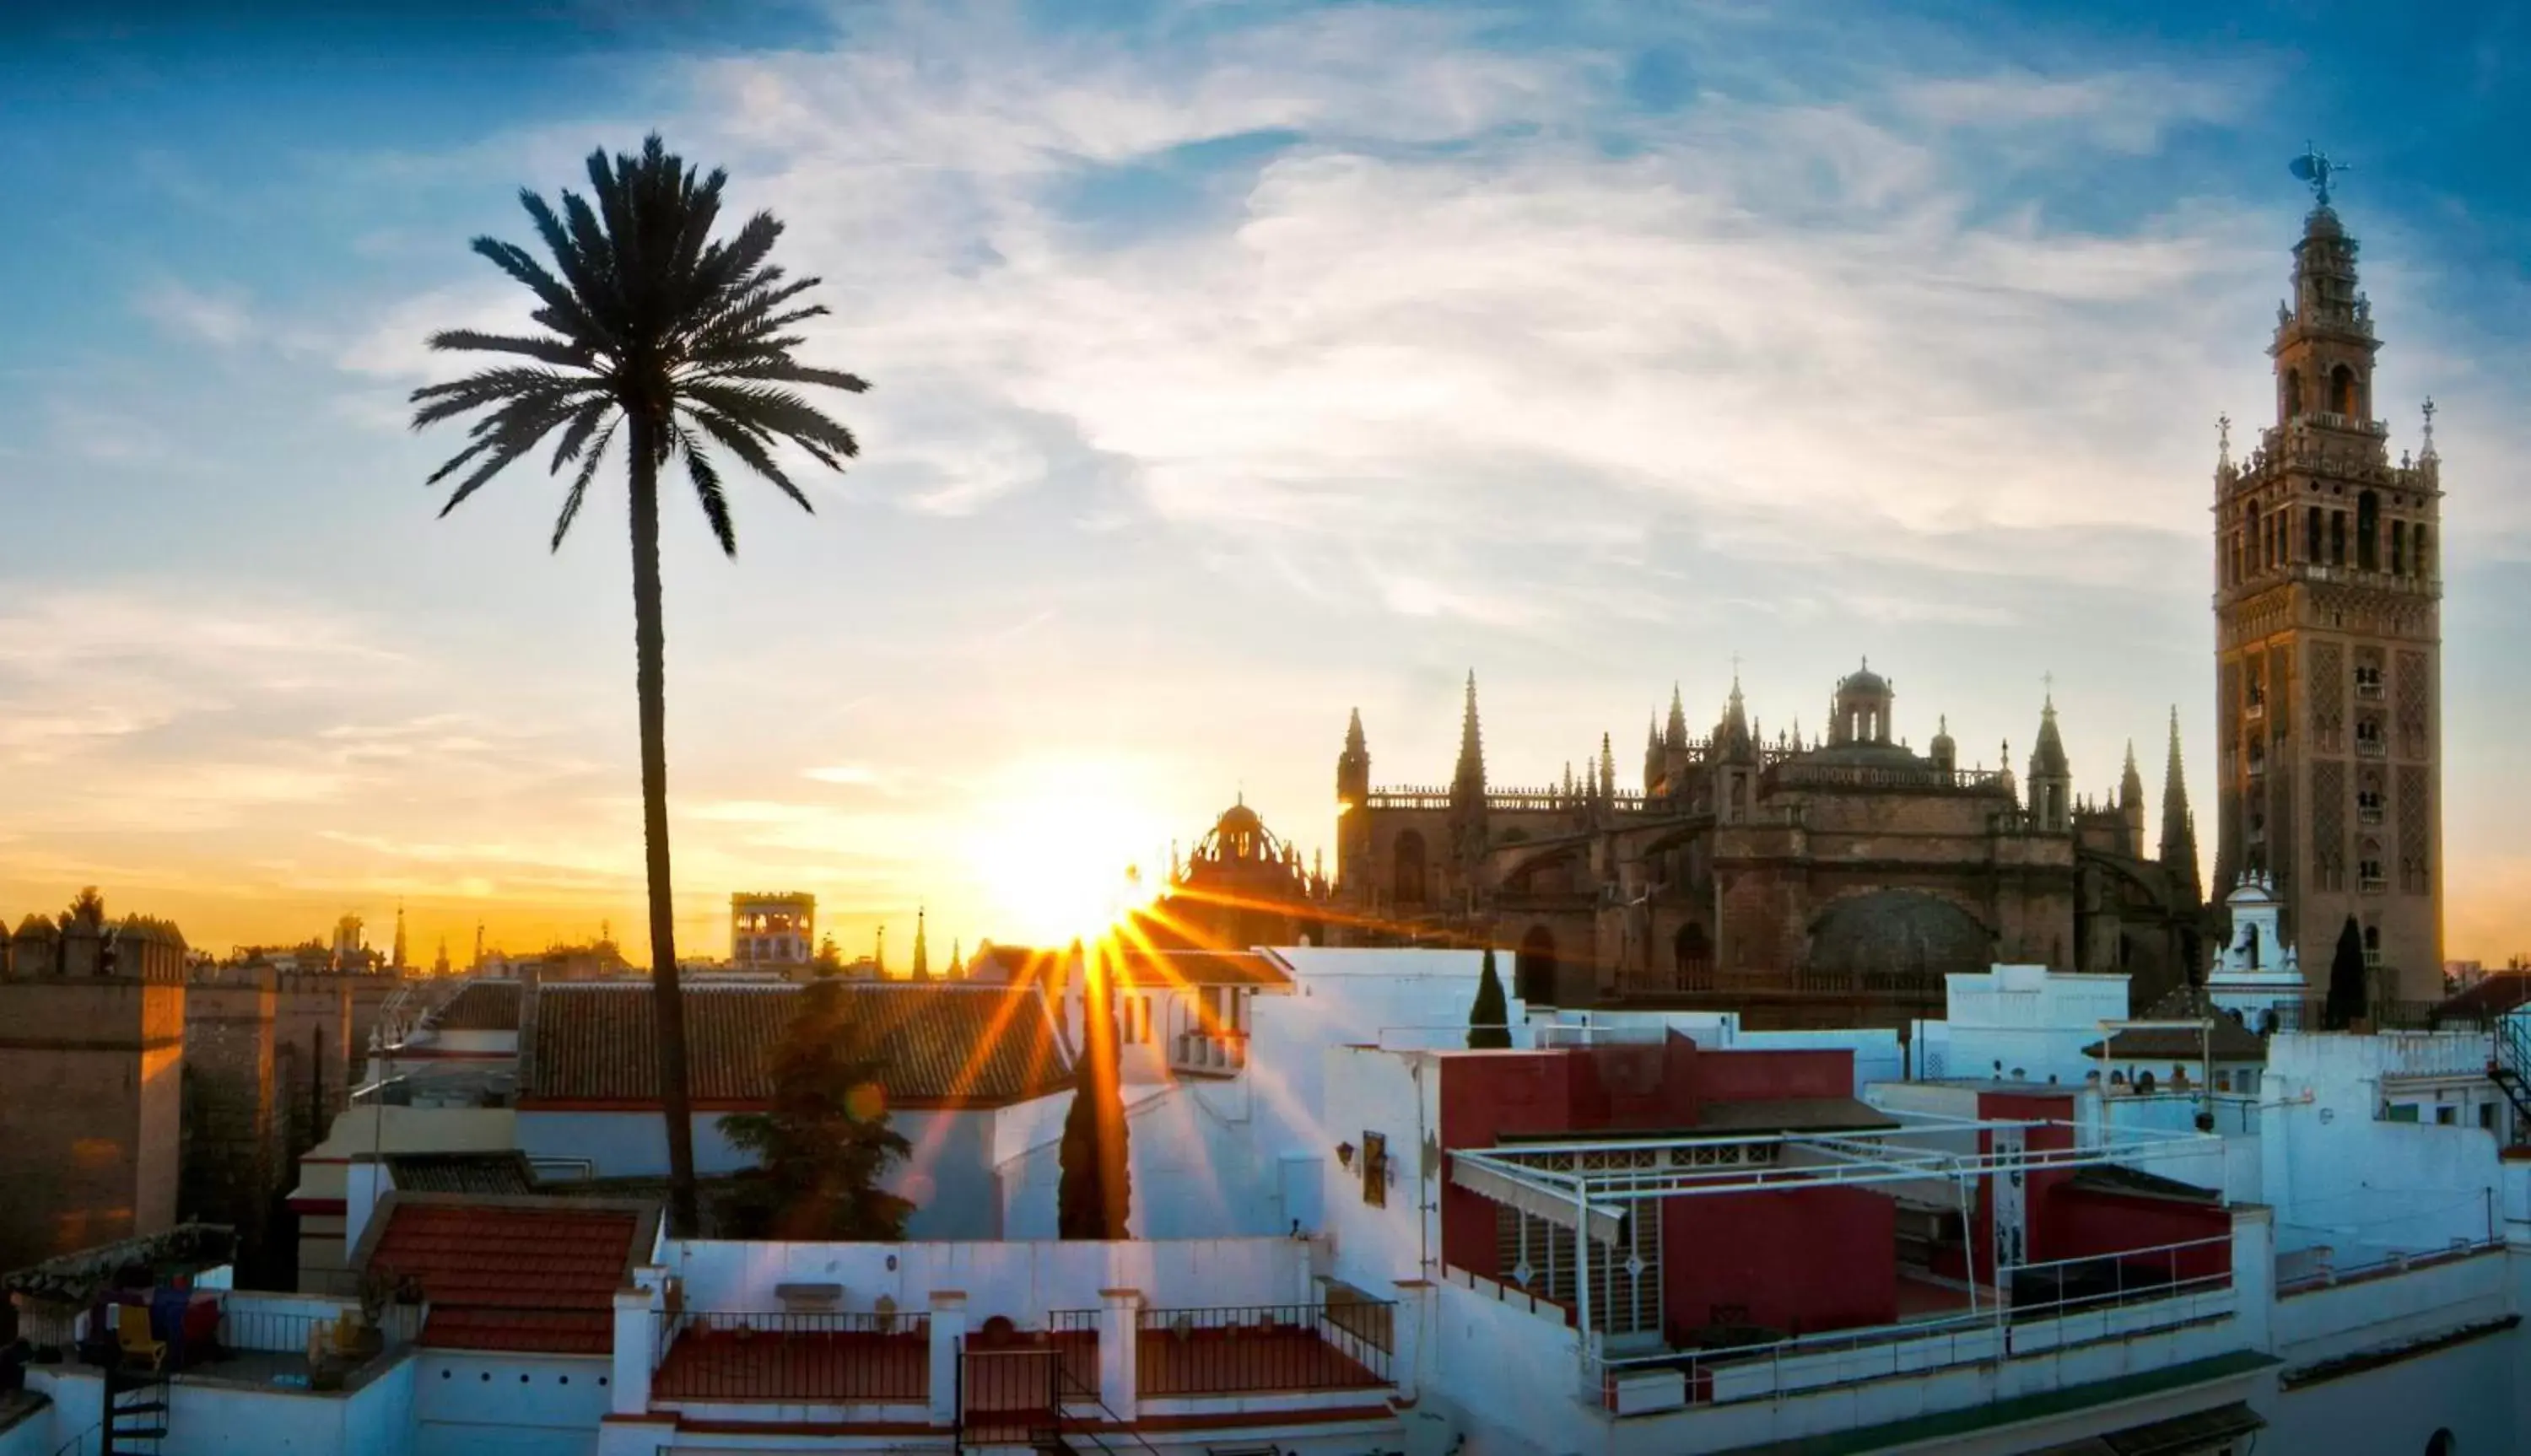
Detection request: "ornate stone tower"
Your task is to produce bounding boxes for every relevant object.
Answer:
[2213,163,2442,1000]
[1335,708,1372,894]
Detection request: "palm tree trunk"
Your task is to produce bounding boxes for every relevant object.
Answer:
[629,407,701,1237]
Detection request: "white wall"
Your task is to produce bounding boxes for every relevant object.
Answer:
[1935,965,2129,1086]
[2261,1034,2506,1260]
[413,1351,612,1456]
[996,1081,1295,1241]
[2266,1324,2518,1456]
[1319,1046,1440,1298]
[666,1236,1315,1323]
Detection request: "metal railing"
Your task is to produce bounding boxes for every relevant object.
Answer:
[2261,1000,2494,1033]
[1584,1235,2233,1415]
[1134,1303,1394,1396]
[653,1309,931,1403]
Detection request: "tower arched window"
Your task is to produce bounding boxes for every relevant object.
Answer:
[2392,520,2407,574]
[2329,364,2357,417]
[2415,525,2431,579]
[2284,367,2304,421]
[2356,491,2380,570]
[2330,510,2346,566]
[2305,506,2321,563]
[2244,504,2261,571]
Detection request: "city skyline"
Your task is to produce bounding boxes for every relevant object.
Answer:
[6,3,2530,966]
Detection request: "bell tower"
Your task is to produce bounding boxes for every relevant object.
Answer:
[2213,149,2443,1000]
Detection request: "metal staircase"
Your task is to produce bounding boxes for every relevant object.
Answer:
[2487,1010,2531,1137]
[98,1358,170,1455]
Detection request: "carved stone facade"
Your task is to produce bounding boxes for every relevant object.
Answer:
[2211,201,2443,1000]
[1330,669,2203,1028]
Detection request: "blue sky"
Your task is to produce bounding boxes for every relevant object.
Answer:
[4,0,2528,963]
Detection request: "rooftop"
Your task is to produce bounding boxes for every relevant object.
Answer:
[430,979,524,1033]
[523,980,1071,1108]
[354,1194,659,1355]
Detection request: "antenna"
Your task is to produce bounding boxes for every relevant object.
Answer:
[2288,143,2347,208]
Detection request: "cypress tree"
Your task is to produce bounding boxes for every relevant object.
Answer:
[1058,948,1132,1238]
[1468,946,1513,1049]
[2323,914,2367,1031]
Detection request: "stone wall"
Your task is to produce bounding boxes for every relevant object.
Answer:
[181,976,281,1277]
[0,979,185,1272]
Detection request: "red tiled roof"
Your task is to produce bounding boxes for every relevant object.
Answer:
[360,1195,656,1355]
[434,980,524,1032]
[524,982,1071,1108]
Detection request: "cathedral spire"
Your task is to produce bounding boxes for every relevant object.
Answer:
[1344,706,1366,756]
[2159,707,2202,903]
[391,901,407,971]
[911,905,931,982]
[1599,731,1616,802]
[1451,671,1486,805]
[1665,684,1688,751]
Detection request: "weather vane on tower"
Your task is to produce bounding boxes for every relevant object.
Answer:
[2289,143,2347,208]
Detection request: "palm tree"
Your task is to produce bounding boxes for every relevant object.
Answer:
[411,135,867,1235]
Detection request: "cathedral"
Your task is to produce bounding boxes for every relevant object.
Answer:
[1319,179,2445,1023]
[1327,669,2201,1027]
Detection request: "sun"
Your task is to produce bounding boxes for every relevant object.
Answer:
[964,759,1169,945]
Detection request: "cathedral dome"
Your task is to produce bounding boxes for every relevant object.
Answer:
[1839,663,1890,697]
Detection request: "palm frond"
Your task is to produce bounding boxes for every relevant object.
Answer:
[683,381,860,462]
[520,191,620,346]
[427,329,594,369]
[410,367,591,430]
[684,405,813,515]
[465,237,602,343]
[548,397,617,474]
[550,418,618,550]
[676,424,738,557]
[715,360,870,394]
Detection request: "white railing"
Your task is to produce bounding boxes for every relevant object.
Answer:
[1171,1029,1249,1073]
[1582,1234,2235,1415]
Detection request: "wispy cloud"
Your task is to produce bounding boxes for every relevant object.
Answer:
[133,279,256,347]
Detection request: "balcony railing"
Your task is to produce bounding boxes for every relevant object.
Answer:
[1134,1302,1394,1396]
[1171,1028,1249,1074]
[653,1309,931,1403]
[2356,679,2386,700]
[1584,1236,2234,1415]
[2356,738,2388,758]
[2255,1000,2491,1033]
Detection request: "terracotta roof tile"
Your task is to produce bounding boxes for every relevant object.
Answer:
[363,1197,653,1355]
[434,980,524,1032]
[2438,970,2531,1018]
[386,1152,539,1198]
[525,982,1071,1108]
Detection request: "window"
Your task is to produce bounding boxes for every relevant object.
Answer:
[2329,364,2357,417]
[1360,1130,1388,1208]
[2386,1103,2420,1124]
[2330,510,2347,565]
[2354,663,2385,698]
[2481,1103,2498,1131]
[2360,855,2386,891]
[2415,525,2432,578]
[2306,506,2322,562]
[2435,1105,2458,1126]
[2393,520,2409,574]
[2363,925,2383,968]
[2357,490,2380,570]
